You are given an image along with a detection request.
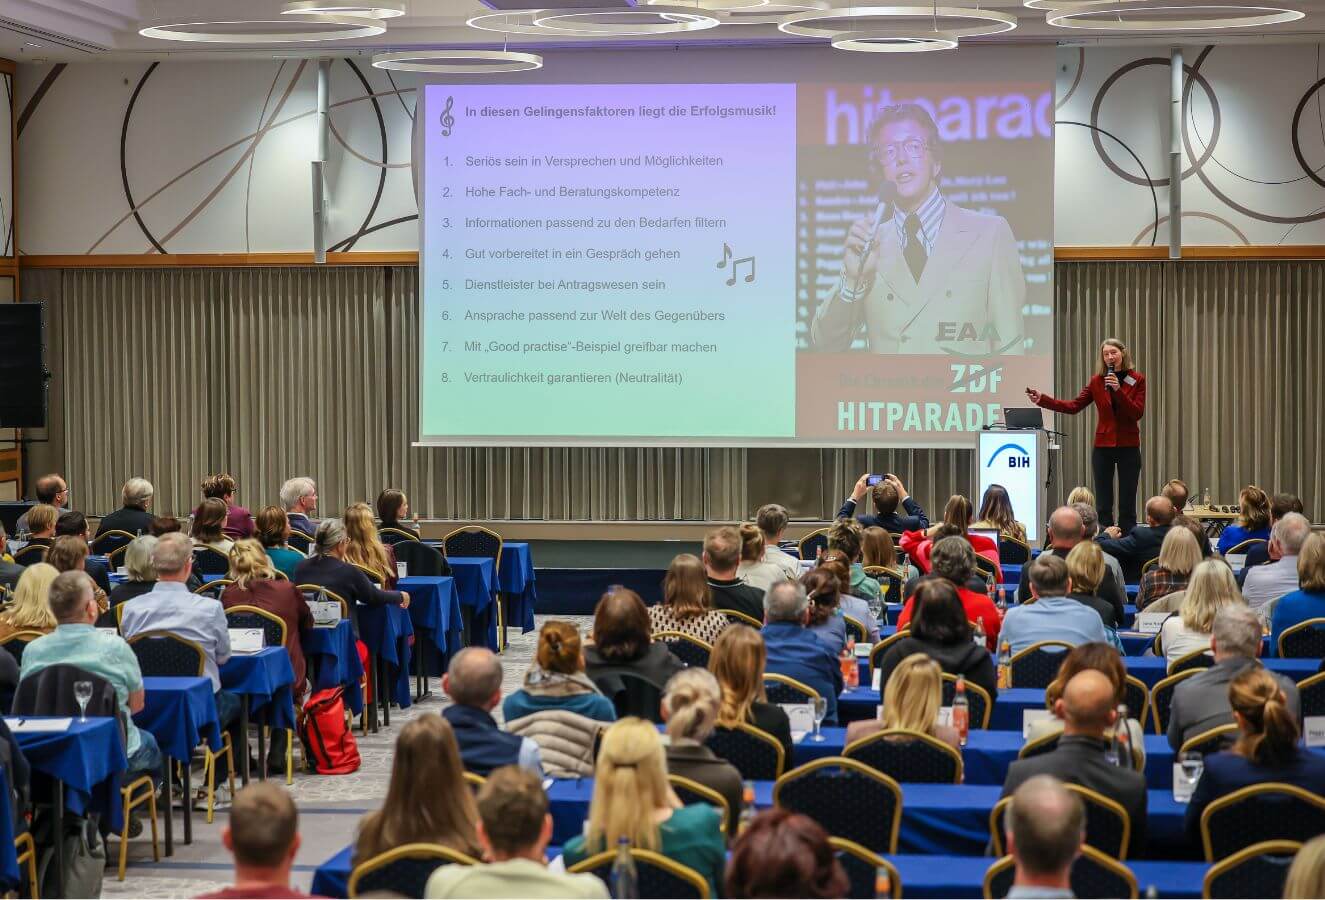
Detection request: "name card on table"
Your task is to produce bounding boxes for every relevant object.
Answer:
[855,641,872,658]
[1226,554,1247,571]
[1134,611,1170,634]
[781,704,815,738]
[228,628,264,654]
[1022,708,1054,738]
[1306,716,1325,747]
[5,718,71,733]
[97,627,118,637]
[309,600,342,627]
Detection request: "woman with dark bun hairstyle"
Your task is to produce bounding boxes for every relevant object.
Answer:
[726,807,848,899]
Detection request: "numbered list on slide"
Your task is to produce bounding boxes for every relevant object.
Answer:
[420,83,796,440]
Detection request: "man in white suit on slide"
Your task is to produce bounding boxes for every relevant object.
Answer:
[811,103,1027,356]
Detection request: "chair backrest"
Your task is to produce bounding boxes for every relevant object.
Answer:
[296,585,350,620]
[798,529,830,563]
[0,631,46,668]
[91,530,136,564]
[568,847,710,898]
[1008,641,1074,688]
[607,671,665,724]
[843,728,962,784]
[842,615,868,644]
[1141,556,1161,576]
[462,771,486,793]
[1278,617,1325,658]
[869,630,910,677]
[192,546,232,575]
[1202,839,1301,899]
[652,631,712,668]
[347,843,478,899]
[350,562,385,586]
[1298,671,1325,719]
[983,846,1138,900]
[1123,675,1150,730]
[127,631,206,677]
[998,535,1031,565]
[763,673,820,706]
[1168,648,1215,676]
[989,785,1132,860]
[193,578,234,599]
[1016,729,1143,772]
[1201,782,1325,862]
[378,527,421,546]
[717,608,762,629]
[442,526,503,573]
[973,555,998,583]
[286,531,313,555]
[1224,538,1268,557]
[225,605,288,648]
[863,566,905,604]
[1179,723,1239,758]
[12,545,46,566]
[829,836,900,899]
[1150,668,1203,734]
[14,663,119,723]
[706,723,785,781]
[773,757,903,854]
[392,540,450,578]
[941,673,992,729]
[668,775,730,833]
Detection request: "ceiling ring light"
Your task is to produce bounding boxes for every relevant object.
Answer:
[139,14,385,42]
[282,0,407,18]
[779,6,1017,39]
[643,0,770,11]
[1045,3,1304,27]
[831,28,958,50]
[528,6,723,34]
[717,0,831,23]
[466,10,551,34]
[1022,0,1138,10]
[371,49,544,73]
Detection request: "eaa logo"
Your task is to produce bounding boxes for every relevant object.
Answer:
[986,443,1031,470]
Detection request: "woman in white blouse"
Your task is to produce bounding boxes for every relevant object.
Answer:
[1161,559,1246,664]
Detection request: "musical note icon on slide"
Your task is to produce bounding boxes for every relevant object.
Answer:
[716,242,756,286]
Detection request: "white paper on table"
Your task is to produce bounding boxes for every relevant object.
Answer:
[935,707,953,728]
[5,717,72,733]
[1172,763,1197,802]
[872,668,882,691]
[309,600,342,626]
[96,627,118,637]
[1022,709,1054,738]
[1134,611,1170,634]
[780,703,815,736]
[1305,716,1325,747]
[855,641,872,658]
[1226,554,1247,571]
[228,628,265,654]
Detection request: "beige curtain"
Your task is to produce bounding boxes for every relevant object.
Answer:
[36,259,1325,522]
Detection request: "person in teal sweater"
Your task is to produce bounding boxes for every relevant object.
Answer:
[256,506,305,581]
[561,718,725,896]
[502,621,616,723]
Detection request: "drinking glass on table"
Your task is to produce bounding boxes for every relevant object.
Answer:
[74,681,93,722]
[1175,750,1204,802]
[811,696,828,742]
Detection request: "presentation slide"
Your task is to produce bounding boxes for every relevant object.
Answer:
[418,63,1053,446]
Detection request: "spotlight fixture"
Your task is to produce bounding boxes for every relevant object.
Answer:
[139,14,385,42]
[371,49,544,73]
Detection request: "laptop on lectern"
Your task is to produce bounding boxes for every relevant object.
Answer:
[1002,408,1044,430]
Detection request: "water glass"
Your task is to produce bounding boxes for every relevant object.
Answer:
[1179,750,1204,792]
[74,681,93,723]
[811,696,828,742]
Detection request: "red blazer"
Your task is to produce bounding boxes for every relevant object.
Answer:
[1037,371,1146,448]
[898,530,1003,582]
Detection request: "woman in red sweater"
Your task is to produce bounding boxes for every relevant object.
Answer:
[1027,338,1146,533]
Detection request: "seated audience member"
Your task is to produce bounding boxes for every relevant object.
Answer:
[374,488,416,540]
[1144,515,1215,610]
[862,526,916,583]
[1168,605,1300,750]
[150,515,184,537]
[838,472,929,532]
[1073,502,1128,597]
[1239,493,1303,577]
[108,536,159,608]
[1184,665,1325,844]
[662,668,743,834]
[192,498,236,556]
[1001,669,1148,858]
[761,581,844,724]
[901,495,1001,580]
[1216,485,1273,555]
[444,647,543,776]
[1003,776,1085,900]
[255,507,303,581]
[972,483,1028,543]
[1162,478,1190,515]
[827,519,882,604]
[847,651,961,751]
[1138,527,1202,609]
[503,621,614,778]
[13,475,66,536]
[0,526,22,593]
[755,504,801,583]
[563,718,725,896]
[1064,541,1121,632]
[704,526,765,622]
[1243,512,1311,623]
[23,571,161,777]
[709,625,793,762]
[1027,643,1146,766]
[649,553,731,644]
[736,523,791,595]
[46,534,109,610]
[801,566,847,654]
[293,518,408,638]
[425,766,608,899]
[18,504,57,558]
[1173,514,1213,557]
[896,536,1000,650]
[96,477,156,538]
[55,512,111,595]
[879,577,997,702]
[1161,560,1245,664]
[1285,835,1325,900]
[198,473,254,540]
[1020,506,1124,621]
[197,783,312,900]
[1270,532,1325,654]
[279,477,318,537]
[121,532,240,731]
[1066,485,1095,507]
[353,714,481,865]
[0,563,58,643]
[343,502,399,588]
[725,807,848,900]
[1098,496,1177,582]
[818,549,879,643]
[1002,555,1108,655]
[584,588,684,694]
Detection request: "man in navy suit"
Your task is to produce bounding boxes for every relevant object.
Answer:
[837,473,928,533]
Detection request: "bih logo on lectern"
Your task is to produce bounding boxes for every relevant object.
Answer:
[986,443,1032,469]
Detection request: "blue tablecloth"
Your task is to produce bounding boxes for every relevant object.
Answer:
[221,648,297,731]
[839,686,1046,731]
[891,853,1208,898]
[398,575,464,675]
[448,557,499,650]
[14,717,127,831]
[304,620,364,714]
[498,542,538,634]
[137,676,223,762]
[357,603,413,708]
[312,845,353,898]
[1126,655,1317,688]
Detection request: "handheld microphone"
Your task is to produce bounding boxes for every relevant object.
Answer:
[849,200,888,300]
[1106,363,1117,391]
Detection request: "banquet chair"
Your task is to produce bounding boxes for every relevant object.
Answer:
[717,608,762,629]
[1017,730,1143,772]
[1223,538,1268,558]
[653,631,712,669]
[348,843,478,899]
[12,545,46,566]
[350,563,385,586]
[1141,557,1161,577]
[91,530,136,568]
[1200,782,1325,862]
[378,526,420,546]
[1202,839,1300,899]
[193,578,233,599]
[462,771,486,792]
[1008,641,1073,688]
[225,606,295,783]
[942,674,992,729]
[998,535,1031,565]
[763,673,820,707]
[1150,668,1202,734]
[707,723,785,781]
[870,630,911,677]
[603,671,664,723]
[13,832,36,899]
[1179,724,1239,758]
[392,540,450,578]
[1167,648,1214,676]
[984,846,1137,899]
[829,837,901,899]
[798,529,830,563]
[1123,675,1150,730]
[1278,617,1325,658]
[1297,672,1325,718]
[974,555,998,584]
[668,775,730,834]
[990,784,1131,859]
[843,615,868,644]
[192,547,231,576]
[773,758,902,855]
[843,728,962,783]
[442,525,506,649]
[285,531,313,555]
[568,847,709,898]
[0,630,45,668]
[863,566,905,605]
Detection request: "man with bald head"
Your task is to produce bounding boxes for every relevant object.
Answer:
[1001,669,1148,858]
[1098,495,1176,582]
[1017,507,1124,621]
[1005,776,1084,899]
[442,647,544,777]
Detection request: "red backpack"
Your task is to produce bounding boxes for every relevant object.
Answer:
[298,687,361,775]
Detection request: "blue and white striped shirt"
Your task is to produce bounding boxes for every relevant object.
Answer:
[894,186,946,257]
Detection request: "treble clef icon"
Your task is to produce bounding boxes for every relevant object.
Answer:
[440,96,455,137]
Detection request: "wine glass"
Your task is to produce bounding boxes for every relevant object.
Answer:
[73,681,93,723]
[1178,750,1204,798]
[811,696,828,742]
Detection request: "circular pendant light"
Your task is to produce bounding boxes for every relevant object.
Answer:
[643,0,768,10]
[139,14,385,42]
[1044,3,1303,27]
[1022,0,1137,10]
[779,6,1016,38]
[831,28,958,49]
[282,0,407,18]
[528,6,723,34]
[716,0,831,24]
[371,49,544,73]
[466,10,551,34]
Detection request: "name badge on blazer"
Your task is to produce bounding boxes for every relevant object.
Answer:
[1124,374,1137,386]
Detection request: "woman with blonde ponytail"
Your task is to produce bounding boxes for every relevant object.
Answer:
[1184,665,1325,844]
[661,668,743,835]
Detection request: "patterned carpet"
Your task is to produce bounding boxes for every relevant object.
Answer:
[102,614,593,898]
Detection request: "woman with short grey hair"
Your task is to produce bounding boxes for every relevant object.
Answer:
[293,518,409,638]
[108,535,160,608]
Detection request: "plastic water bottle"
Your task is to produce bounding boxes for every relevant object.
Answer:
[611,836,638,899]
[1112,704,1131,768]
[875,866,893,898]
[973,617,986,649]
[738,781,757,835]
[952,677,969,746]
[844,639,859,689]
[997,641,1012,689]
[996,588,1008,617]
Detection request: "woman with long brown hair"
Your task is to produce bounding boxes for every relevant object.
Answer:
[648,553,730,644]
[584,587,684,692]
[709,625,793,762]
[353,714,481,864]
[191,497,234,555]
[801,567,846,654]
[375,488,418,541]
[1216,485,1272,554]
[343,502,398,588]
[900,494,1001,580]
[972,483,1027,543]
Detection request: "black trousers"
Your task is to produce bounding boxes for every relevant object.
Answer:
[1093,446,1142,533]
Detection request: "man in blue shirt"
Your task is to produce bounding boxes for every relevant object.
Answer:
[761,581,844,724]
[443,647,543,777]
[1001,555,1108,654]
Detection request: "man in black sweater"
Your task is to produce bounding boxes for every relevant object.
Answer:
[1098,496,1175,583]
[836,473,929,533]
[704,526,764,622]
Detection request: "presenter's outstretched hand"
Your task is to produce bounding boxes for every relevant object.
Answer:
[1025,387,1043,405]
[842,216,881,288]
